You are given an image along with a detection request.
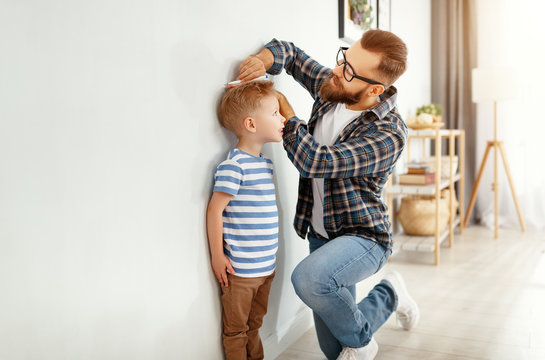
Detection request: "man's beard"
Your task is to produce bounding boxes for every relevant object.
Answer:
[319,73,366,105]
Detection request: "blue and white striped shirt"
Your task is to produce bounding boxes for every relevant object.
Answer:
[213,148,278,278]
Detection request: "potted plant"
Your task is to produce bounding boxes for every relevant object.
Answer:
[416,103,443,123]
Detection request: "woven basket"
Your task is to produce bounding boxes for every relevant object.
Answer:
[421,156,459,178]
[397,190,458,236]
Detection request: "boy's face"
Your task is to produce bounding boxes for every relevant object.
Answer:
[253,95,285,143]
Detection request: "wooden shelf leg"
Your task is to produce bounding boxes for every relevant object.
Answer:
[449,132,455,247]
[434,128,441,265]
[460,131,465,234]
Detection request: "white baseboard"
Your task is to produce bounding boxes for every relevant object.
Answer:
[263,308,314,360]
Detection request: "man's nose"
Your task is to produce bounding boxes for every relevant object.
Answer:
[332,65,343,78]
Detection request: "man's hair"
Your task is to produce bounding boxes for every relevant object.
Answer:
[360,29,408,87]
[218,80,275,135]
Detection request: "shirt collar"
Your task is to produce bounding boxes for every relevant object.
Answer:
[368,86,398,121]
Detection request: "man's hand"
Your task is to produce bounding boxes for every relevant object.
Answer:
[275,90,296,123]
[237,48,274,82]
[211,252,236,287]
[238,55,266,82]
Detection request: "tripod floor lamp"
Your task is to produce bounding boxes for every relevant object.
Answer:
[463,67,526,238]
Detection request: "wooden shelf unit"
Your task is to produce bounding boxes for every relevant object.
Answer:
[386,127,466,265]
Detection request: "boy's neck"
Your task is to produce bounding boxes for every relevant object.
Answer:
[236,137,263,158]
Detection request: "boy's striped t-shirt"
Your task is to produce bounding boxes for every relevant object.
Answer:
[213,148,278,278]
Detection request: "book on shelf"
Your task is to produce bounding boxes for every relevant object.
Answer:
[407,167,429,175]
[406,162,430,175]
[398,172,436,185]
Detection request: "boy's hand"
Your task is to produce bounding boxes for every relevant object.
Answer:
[275,90,295,123]
[211,253,236,287]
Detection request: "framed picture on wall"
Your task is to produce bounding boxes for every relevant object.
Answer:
[338,0,391,43]
[338,0,377,44]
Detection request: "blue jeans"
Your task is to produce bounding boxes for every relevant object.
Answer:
[291,232,397,360]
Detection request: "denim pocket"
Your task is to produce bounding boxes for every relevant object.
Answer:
[377,248,392,270]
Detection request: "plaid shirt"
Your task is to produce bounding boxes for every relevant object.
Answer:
[265,39,408,249]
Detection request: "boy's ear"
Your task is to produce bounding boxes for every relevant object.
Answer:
[243,116,257,133]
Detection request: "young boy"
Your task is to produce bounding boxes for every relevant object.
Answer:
[206,80,285,360]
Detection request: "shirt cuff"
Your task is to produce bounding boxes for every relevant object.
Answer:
[264,38,284,75]
[282,116,304,144]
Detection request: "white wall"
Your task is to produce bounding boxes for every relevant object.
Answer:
[389,0,432,183]
[391,0,432,119]
[474,0,545,229]
[0,1,430,359]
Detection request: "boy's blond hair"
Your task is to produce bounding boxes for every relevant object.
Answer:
[218,80,275,135]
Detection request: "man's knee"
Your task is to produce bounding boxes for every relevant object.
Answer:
[291,259,330,304]
[290,261,305,294]
[291,260,313,300]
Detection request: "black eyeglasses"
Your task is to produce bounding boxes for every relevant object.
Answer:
[336,47,383,86]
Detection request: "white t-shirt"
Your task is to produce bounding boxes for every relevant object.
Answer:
[311,103,363,238]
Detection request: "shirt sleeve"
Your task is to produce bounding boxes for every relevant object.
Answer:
[282,117,407,179]
[213,159,243,196]
[264,38,331,101]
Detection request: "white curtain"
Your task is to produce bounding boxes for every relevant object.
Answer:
[475,0,545,230]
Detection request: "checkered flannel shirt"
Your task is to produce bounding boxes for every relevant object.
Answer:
[265,39,408,249]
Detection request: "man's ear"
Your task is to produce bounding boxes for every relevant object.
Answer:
[368,85,385,97]
[243,116,257,133]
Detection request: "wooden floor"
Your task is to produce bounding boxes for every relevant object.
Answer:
[275,226,545,360]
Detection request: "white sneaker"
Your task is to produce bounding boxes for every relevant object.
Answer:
[383,270,420,330]
[337,337,378,360]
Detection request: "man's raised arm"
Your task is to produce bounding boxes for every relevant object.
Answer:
[236,39,329,100]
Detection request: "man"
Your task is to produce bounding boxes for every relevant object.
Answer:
[236,30,419,360]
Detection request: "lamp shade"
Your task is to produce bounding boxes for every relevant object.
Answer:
[472,67,519,103]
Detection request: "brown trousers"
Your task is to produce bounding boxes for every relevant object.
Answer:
[221,272,275,360]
